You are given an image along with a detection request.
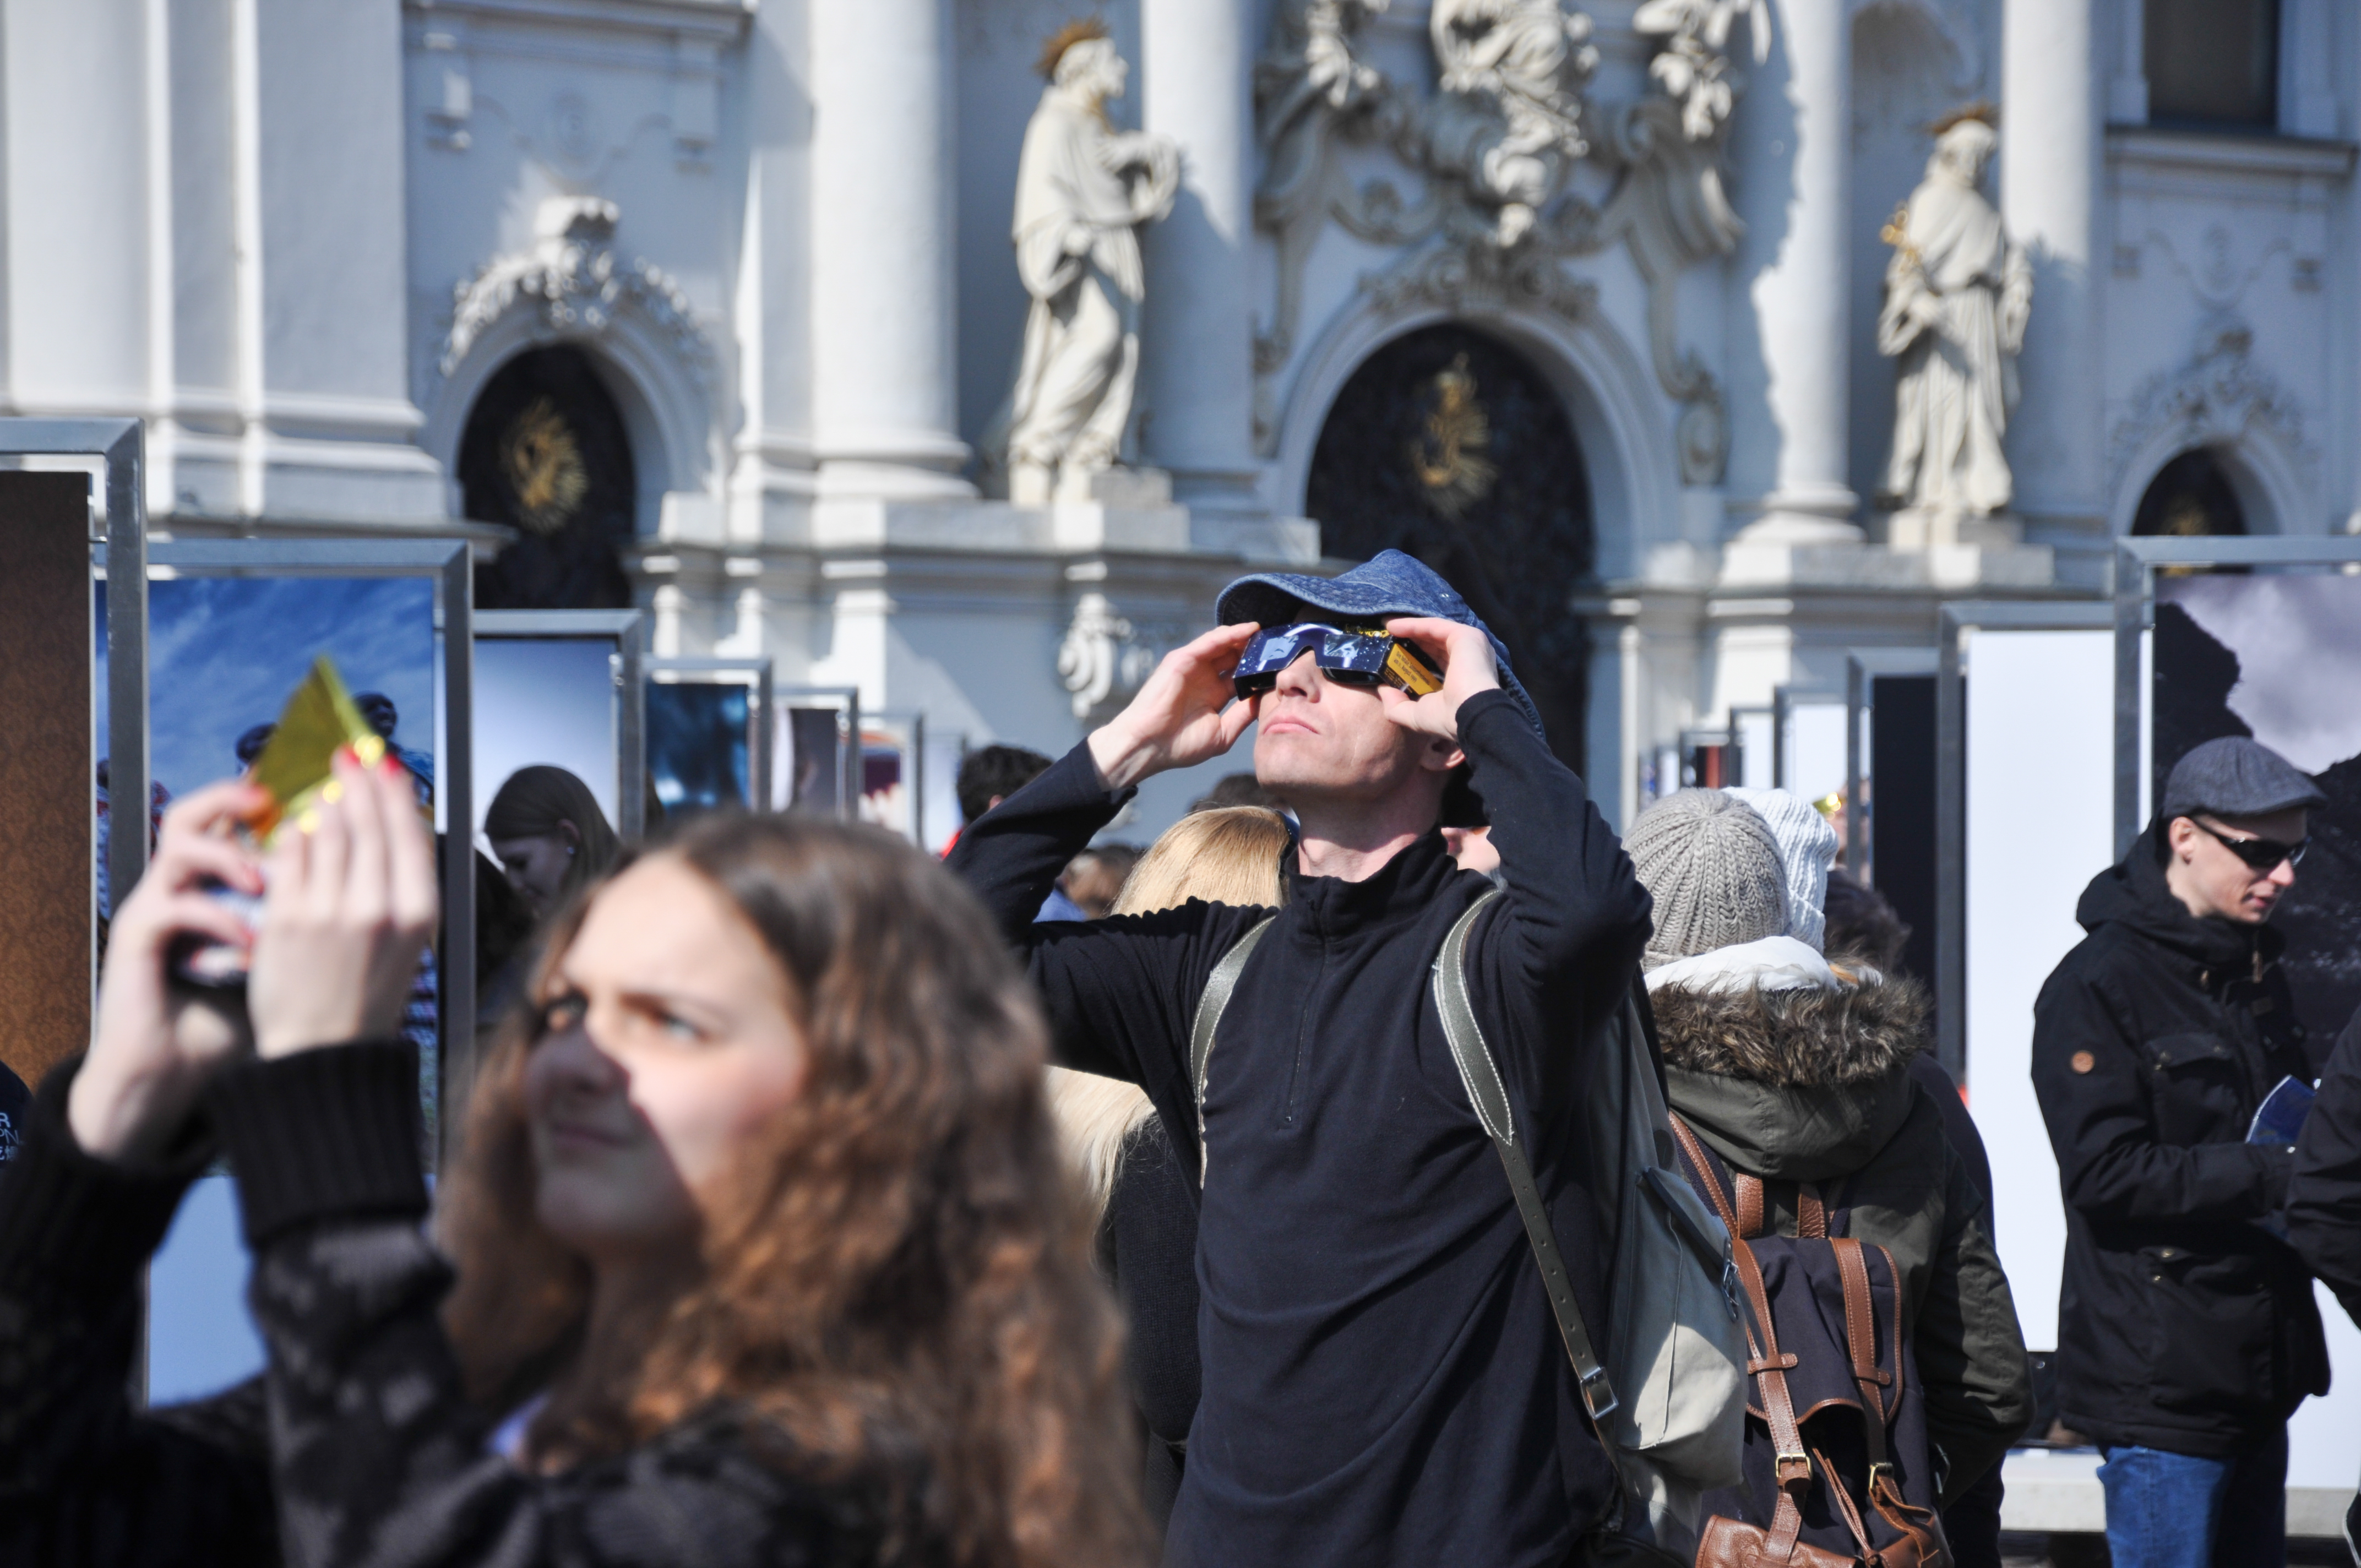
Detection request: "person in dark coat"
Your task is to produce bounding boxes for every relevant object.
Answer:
[2031,736,2330,1568]
[949,551,1654,1568]
[2287,1005,2361,1566]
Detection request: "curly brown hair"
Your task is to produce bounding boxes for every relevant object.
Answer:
[438,813,1147,1567]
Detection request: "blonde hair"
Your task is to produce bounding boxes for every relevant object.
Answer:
[1047,806,1292,1213]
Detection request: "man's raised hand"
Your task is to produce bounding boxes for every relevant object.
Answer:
[1378,617,1499,742]
[1086,622,1260,790]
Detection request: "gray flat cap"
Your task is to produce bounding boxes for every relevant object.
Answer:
[2159,736,2327,822]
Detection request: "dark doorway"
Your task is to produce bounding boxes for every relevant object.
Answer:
[2132,448,2247,540]
[1305,324,1595,768]
[460,346,639,610]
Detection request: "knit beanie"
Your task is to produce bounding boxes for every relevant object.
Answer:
[1725,787,1838,953]
[1626,790,1790,968]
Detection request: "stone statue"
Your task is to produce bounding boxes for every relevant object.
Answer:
[1876,108,2031,522]
[1003,20,1180,505]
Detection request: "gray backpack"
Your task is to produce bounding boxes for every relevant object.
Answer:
[1188,889,1746,1549]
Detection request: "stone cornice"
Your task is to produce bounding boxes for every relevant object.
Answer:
[404,0,751,44]
[2107,126,2356,182]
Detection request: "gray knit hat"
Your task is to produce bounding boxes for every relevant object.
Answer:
[1628,790,1791,968]
[1726,787,1839,953]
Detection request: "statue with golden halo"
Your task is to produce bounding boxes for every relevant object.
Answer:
[1876,104,2032,528]
[998,19,1180,505]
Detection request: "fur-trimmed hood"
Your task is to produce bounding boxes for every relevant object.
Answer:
[1653,974,1932,1184]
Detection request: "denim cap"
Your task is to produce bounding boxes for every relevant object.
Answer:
[1216,549,1546,740]
[2158,736,2326,822]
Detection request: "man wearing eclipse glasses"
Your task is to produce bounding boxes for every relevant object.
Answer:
[949,550,1651,1567]
[2032,736,2331,1566]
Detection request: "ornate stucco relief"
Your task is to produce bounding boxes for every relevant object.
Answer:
[2107,318,2315,517]
[1250,0,1759,483]
[440,197,712,386]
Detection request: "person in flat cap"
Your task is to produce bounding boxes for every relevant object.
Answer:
[2031,734,2329,1565]
[948,549,1654,1566]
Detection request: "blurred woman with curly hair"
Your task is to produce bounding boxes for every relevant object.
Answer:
[0,747,1145,1568]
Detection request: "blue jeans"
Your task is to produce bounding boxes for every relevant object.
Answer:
[2098,1429,2287,1568]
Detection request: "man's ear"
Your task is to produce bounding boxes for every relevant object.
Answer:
[1418,733,1466,775]
[2166,815,2197,861]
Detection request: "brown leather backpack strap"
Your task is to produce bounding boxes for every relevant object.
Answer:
[1727,1235,1813,1542]
[1830,1238,1893,1429]
[1795,1183,1827,1239]
[1667,1112,1741,1237]
[1736,1173,1765,1241]
[1810,1445,1883,1561]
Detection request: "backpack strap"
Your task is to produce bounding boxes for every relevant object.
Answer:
[1188,917,1274,1185]
[1430,889,1619,1422]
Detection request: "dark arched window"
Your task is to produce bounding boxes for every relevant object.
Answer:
[2133,448,2247,539]
[459,346,638,610]
[1305,324,1594,767]
[2147,0,2278,129]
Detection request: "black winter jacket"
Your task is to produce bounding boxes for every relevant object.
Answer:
[2030,826,2328,1455]
[2288,1006,2361,1328]
[948,692,1652,1568]
[0,1048,893,1568]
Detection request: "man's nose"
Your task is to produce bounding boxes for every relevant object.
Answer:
[2267,857,2298,890]
[1273,649,1321,697]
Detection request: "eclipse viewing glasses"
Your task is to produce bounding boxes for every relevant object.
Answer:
[1232,623,1445,701]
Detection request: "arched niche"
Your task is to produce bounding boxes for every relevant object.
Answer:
[2113,431,2307,540]
[1273,291,1678,585]
[1303,322,1596,764]
[458,346,641,609]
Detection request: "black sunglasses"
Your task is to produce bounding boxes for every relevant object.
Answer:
[2191,818,2308,872]
[1231,623,1443,701]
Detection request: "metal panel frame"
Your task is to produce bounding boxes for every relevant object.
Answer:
[0,420,148,903]
[142,538,475,1155]
[1934,601,2116,1081]
[1845,647,1940,878]
[646,655,775,811]
[775,685,864,818]
[474,610,647,840]
[2114,536,2361,856]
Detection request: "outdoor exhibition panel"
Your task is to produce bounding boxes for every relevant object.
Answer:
[127,537,474,1408]
[2114,536,2361,1496]
[646,656,773,816]
[1847,649,1939,1006]
[1935,600,2113,1358]
[474,610,645,843]
[774,686,863,819]
[0,420,144,1092]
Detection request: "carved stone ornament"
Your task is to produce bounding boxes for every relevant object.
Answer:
[440,196,712,384]
[1252,0,1750,482]
[1056,592,1168,721]
[2107,317,2314,507]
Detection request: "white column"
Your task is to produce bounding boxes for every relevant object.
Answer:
[1139,0,1261,519]
[809,0,972,500]
[1730,0,1858,542]
[727,0,817,542]
[2001,0,2103,547]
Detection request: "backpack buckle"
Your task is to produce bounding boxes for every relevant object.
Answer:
[1774,1451,1811,1487]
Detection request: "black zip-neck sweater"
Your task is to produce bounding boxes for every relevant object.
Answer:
[949,691,1651,1568]
[0,1047,890,1568]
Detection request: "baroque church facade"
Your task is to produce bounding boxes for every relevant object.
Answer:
[6,0,2346,835]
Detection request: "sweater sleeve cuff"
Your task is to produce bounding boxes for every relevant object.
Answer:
[206,1042,428,1248]
[1454,688,1534,758]
[1026,739,1137,814]
[0,1058,213,1305]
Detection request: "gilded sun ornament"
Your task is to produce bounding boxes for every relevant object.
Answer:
[1407,353,1497,520]
[503,396,589,536]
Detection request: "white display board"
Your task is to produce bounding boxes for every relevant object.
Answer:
[1963,628,2112,1349]
[1734,709,1775,789]
[1779,701,1847,802]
